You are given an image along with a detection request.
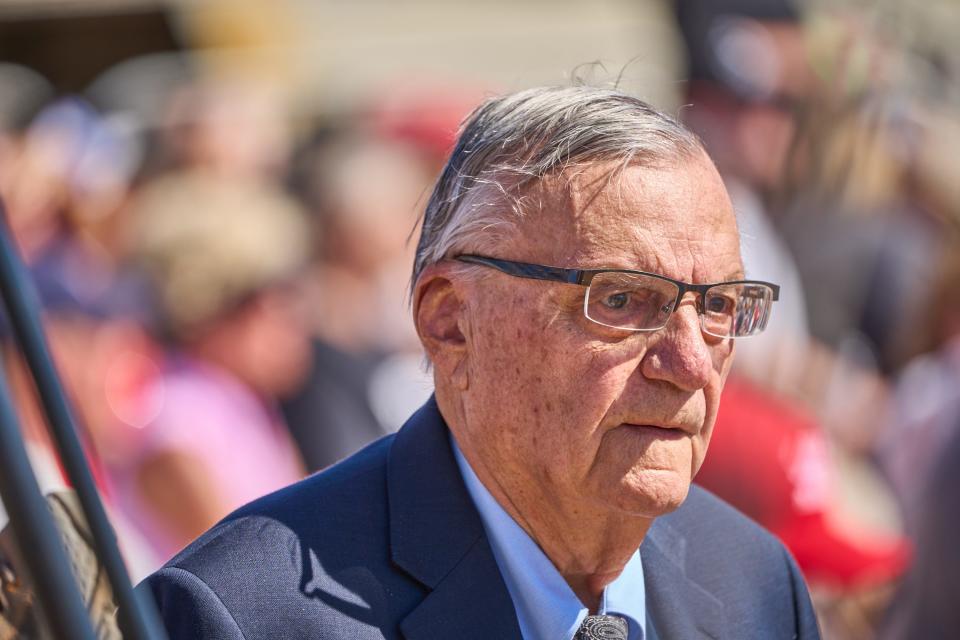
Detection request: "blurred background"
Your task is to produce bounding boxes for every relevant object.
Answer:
[0,0,957,638]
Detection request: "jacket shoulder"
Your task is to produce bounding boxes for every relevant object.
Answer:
[143,434,424,639]
[170,432,394,567]
[669,484,797,579]
[660,485,820,638]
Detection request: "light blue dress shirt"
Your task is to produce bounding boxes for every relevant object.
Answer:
[452,436,646,640]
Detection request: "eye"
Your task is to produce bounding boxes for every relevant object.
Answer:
[586,273,678,331]
[705,294,734,314]
[602,292,630,309]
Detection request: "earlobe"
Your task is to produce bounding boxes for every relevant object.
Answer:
[414,266,469,390]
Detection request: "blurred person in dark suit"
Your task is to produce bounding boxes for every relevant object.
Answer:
[281,131,436,471]
[142,86,819,639]
[880,425,960,639]
[877,233,960,529]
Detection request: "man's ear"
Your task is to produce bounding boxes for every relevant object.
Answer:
[413,264,470,390]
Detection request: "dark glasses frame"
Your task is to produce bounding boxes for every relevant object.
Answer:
[457,254,778,307]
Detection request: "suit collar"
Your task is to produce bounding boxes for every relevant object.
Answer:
[388,397,522,639]
[642,516,726,639]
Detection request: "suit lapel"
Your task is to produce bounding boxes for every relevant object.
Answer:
[399,534,522,640]
[642,518,725,639]
[388,397,522,640]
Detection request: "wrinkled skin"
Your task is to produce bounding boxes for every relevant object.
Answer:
[415,151,743,607]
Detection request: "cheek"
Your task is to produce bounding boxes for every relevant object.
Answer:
[692,342,735,474]
[463,299,630,478]
[714,339,736,379]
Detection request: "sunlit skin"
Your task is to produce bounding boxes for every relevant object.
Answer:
[414,151,743,611]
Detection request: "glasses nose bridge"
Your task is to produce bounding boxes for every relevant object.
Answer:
[671,282,709,315]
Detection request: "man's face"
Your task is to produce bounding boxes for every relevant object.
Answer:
[456,153,742,518]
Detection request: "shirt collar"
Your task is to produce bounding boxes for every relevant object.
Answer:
[452,435,646,640]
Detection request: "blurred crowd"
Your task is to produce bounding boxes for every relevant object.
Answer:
[0,1,958,638]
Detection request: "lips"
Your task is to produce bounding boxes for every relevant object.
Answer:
[622,423,690,439]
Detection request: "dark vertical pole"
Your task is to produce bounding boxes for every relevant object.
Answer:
[0,366,97,640]
[0,201,166,640]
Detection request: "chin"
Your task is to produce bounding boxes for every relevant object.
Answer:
[608,470,692,517]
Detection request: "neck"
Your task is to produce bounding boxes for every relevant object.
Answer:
[458,434,651,612]
[436,387,653,612]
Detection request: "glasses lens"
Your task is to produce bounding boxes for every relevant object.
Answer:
[585,272,679,331]
[702,283,774,338]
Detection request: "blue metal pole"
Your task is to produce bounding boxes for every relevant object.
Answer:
[0,364,97,640]
[0,200,166,640]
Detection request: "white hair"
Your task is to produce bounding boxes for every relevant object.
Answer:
[410,85,705,295]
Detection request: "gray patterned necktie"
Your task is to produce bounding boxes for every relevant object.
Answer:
[573,614,629,640]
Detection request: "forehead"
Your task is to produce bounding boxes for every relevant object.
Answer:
[510,154,743,283]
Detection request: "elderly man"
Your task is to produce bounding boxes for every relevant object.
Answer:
[144,87,820,640]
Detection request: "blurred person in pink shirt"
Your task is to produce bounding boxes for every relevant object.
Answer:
[121,79,313,559]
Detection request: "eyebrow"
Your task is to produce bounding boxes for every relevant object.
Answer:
[574,256,747,284]
[461,255,755,288]
[584,263,748,284]
[724,270,747,281]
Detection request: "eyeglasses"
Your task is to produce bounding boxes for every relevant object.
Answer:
[455,254,779,339]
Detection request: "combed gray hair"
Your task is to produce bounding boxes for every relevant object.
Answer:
[410,85,705,295]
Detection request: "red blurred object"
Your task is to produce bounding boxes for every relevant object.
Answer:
[369,80,492,162]
[697,376,910,588]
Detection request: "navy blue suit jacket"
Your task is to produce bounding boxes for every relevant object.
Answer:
[142,397,820,639]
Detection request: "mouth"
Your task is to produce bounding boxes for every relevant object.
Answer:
[621,423,691,440]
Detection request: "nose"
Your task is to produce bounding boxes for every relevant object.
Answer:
[639,301,714,391]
